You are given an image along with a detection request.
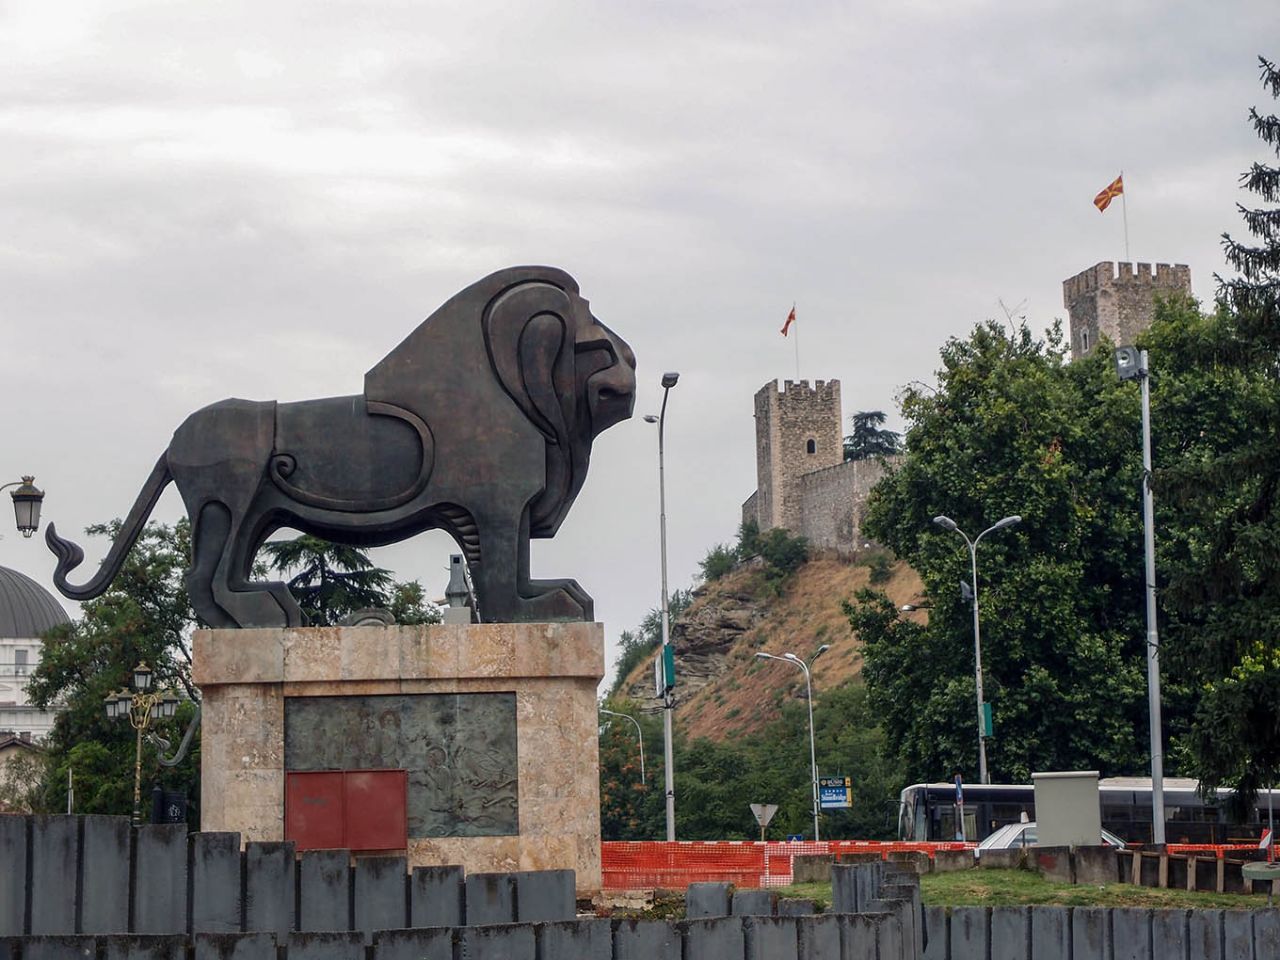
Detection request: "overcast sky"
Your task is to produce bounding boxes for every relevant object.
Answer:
[0,1,1273,688]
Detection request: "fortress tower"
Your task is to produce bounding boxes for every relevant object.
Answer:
[1063,261,1192,360]
[747,379,843,532]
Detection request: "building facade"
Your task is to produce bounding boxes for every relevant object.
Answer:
[0,566,70,741]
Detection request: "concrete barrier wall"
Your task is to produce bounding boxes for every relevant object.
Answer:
[0,816,572,938]
[922,904,1280,960]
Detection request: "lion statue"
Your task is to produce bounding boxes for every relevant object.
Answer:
[46,266,636,627]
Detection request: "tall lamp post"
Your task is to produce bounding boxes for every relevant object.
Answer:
[643,371,680,841]
[600,707,646,784]
[1114,345,1166,846]
[932,513,1021,785]
[2,476,45,537]
[755,645,829,841]
[104,662,180,825]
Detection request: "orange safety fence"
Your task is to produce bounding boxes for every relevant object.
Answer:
[601,840,972,889]
[1166,844,1264,859]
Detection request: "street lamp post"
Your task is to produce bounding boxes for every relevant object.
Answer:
[755,645,829,841]
[644,371,680,841]
[2,476,45,537]
[1114,345,1167,846]
[105,662,180,825]
[600,708,646,784]
[932,513,1021,785]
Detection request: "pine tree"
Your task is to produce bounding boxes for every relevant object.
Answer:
[1162,56,1280,810]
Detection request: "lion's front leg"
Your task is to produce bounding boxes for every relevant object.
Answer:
[470,508,592,623]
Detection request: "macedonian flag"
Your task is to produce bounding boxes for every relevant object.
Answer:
[1094,174,1124,213]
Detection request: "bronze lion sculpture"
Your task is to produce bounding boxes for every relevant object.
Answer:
[46,266,636,627]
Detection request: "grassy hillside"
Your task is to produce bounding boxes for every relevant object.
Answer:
[617,554,925,742]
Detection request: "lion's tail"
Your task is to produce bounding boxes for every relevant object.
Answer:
[46,453,173,601]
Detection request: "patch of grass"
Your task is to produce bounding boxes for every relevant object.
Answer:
[922,869,1271,910]
[774,881,832,911]
[778,869,1273,911]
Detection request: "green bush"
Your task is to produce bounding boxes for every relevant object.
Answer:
[700,543,738,582]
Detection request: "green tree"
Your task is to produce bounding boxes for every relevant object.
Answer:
[597,698,665,840]
[260,535,398,626]
[608,590,694,696]
[851,319,1161,783]
[28,521,201,819]
[1154,56,1280,808]
[843,410,902,461]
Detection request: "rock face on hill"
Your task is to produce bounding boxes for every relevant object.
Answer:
[615,556,925,741]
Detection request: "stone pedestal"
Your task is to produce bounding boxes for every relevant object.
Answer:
[192,622,604,893]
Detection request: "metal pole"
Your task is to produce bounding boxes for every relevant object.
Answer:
[968,539,989,786]
[658,385,676,842]
[132,724,144,827]
[1139,349,1166,846]
[800,659,820,841]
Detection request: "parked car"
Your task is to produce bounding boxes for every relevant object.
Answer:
[975,821,1126,858]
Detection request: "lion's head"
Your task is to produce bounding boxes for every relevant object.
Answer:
[479,268,636,535]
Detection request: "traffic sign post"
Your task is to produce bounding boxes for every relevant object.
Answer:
[750,802,778,841]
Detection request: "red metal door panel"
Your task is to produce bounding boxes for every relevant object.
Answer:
[286,771,345,850]
[344,769,408,851]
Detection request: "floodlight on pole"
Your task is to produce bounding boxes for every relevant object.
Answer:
[1114,344,1167,846]
[650,371,680,841]
[932,513,1022,784]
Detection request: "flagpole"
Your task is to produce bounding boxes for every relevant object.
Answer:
[1120,169,1131,263]
[793,305,800,380]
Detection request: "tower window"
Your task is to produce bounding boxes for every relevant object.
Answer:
[1082,329,1091,352]
[806,439,816,454]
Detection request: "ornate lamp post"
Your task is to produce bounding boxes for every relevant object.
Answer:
[2,476,45,537]
[105,662,180,825]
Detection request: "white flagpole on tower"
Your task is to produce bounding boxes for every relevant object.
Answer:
[1121,170,1131,262]
[793,306,800,380]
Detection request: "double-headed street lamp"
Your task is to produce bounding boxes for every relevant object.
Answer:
[644,371,680,841]
[600,707,646,784]
[932,513,1021,785]
[755,645,829,841]
[2,476,45,537]
[104,662,180,825]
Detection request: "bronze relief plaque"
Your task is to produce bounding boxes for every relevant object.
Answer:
[284,692,518,837]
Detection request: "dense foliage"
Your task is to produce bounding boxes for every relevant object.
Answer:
[700,520,809,588]
[843,411,902,461]
[599,682,899,841]
[849,320,1164,783]
[1158,57,1280,808]
[259,535,440,626]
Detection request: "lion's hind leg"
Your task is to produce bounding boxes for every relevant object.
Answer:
[199,505,303,629]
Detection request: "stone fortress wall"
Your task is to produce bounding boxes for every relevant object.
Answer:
[1064,261,1192,361]
[743,379,894,555]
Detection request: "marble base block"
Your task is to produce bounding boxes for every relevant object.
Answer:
[193,622,605,894]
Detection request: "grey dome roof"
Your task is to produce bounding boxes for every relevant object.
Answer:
[0,566,70,639]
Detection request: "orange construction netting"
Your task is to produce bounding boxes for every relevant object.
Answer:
[601,840,971,889]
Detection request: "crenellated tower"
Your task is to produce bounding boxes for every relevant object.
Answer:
[747,379,843,532]
[1063,261,1192,360]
